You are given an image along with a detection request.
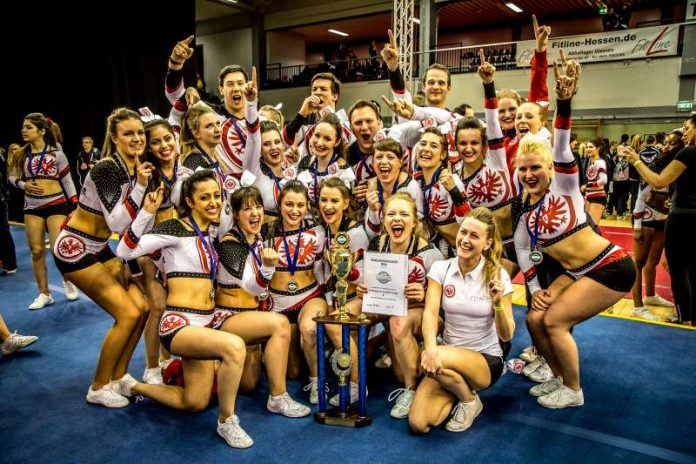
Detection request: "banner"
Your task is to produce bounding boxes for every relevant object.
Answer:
[516,25,680,67]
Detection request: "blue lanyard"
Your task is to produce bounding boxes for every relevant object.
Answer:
[421,167,443,220]
[28,145,48,177]
[188,214,218,281]
[312,153,338,204]
[525,196,546,249]
[355,149,375,179]
[377,179,399,206]
[113,152,136,189]
[160,160,178,187]
[195,144,224,181]
[281,224,303,276]
[232,227,262,267]
[265,164,283,195]
[231,118,247,148]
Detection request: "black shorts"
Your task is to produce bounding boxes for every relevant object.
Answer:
[282,306,302,324]
[642,220,665,231]
[54,245,115,274]
[25,201,71,219]
[481,352,504,387]
[586,196,607,206]
[585,256,636,293]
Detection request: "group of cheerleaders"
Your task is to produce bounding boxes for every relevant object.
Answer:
[10,17,659,449]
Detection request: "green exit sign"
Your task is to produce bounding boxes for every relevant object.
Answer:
[598,3,608,15]
[676,101,694,112]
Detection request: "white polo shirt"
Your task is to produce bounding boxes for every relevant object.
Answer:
[427,257,513,357]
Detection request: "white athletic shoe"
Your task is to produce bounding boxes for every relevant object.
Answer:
[266,392,311,418]
[664,311,680,323]
[304,377,319,404]
[217,415,254,449]
[522,355,545,377]
[28,293,54,311]
[143,366,164,385]
[529,376,563,397]
[86,384,129,408]
[519,345,537,363]
[329,382,366,407]
[644,294,674,308]
[388,387,414,419]
[538,385,584,409]
[63,281,80,301]
[113,373,138,398]
[1,331,39,355]
[445,395,483,432]
[528,363,555,383]
[631,307,660,321]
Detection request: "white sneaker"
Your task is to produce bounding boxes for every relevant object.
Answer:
[217,415,254,449]
[86,385,130,408]
[28,293,54,310]
[113,373,138,397]
[445,395,483,432]
[388,388,415,419]
[521,355,545,377]
[529,376,563,397]
[644,294,674,308]
[665,311,680,323]
[519,345,537,363]
[538,385,584,409]
[1,331,39,355]
[329,382,366,406]
[528,363,554,383]
[63,281,80,301]
[631,307,660,321]
[304,377,319,404]
[143,367,164,385]
[267,392,311,418]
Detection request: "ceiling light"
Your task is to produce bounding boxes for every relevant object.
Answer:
[221,0,238,3]
[413,18,421,24]
[505,2,523,13]
[328,29,349,37]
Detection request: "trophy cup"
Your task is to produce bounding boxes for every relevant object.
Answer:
[314,231,371,427]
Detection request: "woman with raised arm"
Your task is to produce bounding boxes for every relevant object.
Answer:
[213,185,310,417]
[358,193,444,419]
[364,138,422,238]
[513,62,635,409]
[116,170,253,449]
[7,113,80,309]
[629,131,683,321]
[626,116,696,325]
[265,181,329,401]
[409,207,514,433]
[52,108,152,407]
[297,113,356,210]
[242,70,297,223]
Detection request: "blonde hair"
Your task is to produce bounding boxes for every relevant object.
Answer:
[382,192,423,241]
[180,101,217,157]
[102,108,142,158]
[630,134,643,153]
[497,88,522,106]
[465,207,502,288]
[516,133,552,169]
[260,105,285,128]
[7,143,23,178]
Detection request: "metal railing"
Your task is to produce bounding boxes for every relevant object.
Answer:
[262,42,518,89]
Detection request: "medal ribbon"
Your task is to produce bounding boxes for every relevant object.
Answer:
[312,152,338,204]
[28,144,48,178]
[232,227,262,267]
[525,196,546,253]
[421,167,444,221]
[282,224,303,277]
[188,214,218,281]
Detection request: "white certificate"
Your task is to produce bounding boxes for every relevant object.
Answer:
[362,251,408,317]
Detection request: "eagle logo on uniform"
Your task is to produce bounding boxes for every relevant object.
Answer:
[444,284,456,298]
[530,195,576,237]
[31,156,58,177]
[160,313,188,335]
[328,163,338,175]
[223,175,238,193]
[408,259,426,285]
[56,235,85,260]
[275,235,315,266]
[467,168,506,206]
[586,164,598,180]
[427,188,452,221]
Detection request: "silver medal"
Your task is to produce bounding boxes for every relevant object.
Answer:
[287,281,298,292]
[530,249,543,264]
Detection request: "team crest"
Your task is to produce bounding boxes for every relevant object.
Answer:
[160,313,189,335]
[56,235,85,260]
[444,284,456,298]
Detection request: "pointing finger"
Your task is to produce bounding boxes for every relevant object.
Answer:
[553,60,560,82]
[183,35,195,45]
[388,29,396,48]
[559,48,567,65]
[479,48,486,65]
[251,66,257,88]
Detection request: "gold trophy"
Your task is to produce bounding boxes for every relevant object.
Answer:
[314,231,371,427]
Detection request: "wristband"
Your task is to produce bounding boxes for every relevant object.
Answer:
[632,160,643,168]
[494,303,504,313]
[169,57,183,65]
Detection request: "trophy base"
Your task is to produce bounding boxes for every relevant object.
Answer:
[314,406,372,428]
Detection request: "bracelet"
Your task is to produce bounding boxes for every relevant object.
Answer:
[168,57,183,65]
[632,159,643,168]
[493,303,504,313]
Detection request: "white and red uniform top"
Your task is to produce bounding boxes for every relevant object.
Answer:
[9,146,78,210]
[216,232,275,296]
[584,157,608,201]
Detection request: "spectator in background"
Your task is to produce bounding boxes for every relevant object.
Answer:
[77,136,101,185]
[453,103,475,118]
[617,1,632,29]
[606,144,631,219]
[0,146,17,275]
[628,134,644,217]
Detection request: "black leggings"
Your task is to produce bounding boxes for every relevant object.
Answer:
[665,213,696,322]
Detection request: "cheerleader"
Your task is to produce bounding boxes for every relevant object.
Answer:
[52,108,151,407]
[115,170,253,448]
[358,193,444,418]
[581,139,608,225]
[513,63,635,409]
[214,186,310,417]
[7,113,80,309]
